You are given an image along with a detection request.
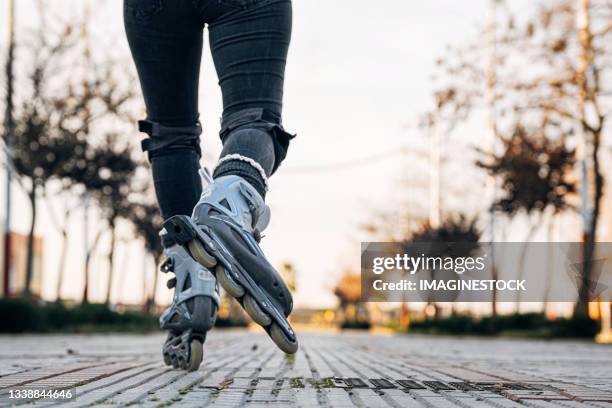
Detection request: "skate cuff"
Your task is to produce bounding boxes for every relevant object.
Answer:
[214,154,269,191]
[138,120,202,160]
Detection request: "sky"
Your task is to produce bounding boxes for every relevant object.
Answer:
[0,0,541,308]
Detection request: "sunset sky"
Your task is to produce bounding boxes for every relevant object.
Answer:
[0,0,540,307]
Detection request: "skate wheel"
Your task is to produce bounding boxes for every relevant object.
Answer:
[269,324,298,354]
[186,339,203,371]
[216,265,245,298]
[191,297,217,332]
[243,295,272,326]
[188,240,217,268]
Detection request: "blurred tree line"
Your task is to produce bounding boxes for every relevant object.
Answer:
[435,0,611,318]
[359,0,611,323]
[0,4,163,309]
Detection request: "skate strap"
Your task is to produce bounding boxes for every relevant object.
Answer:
[254,205,271,235]
[199,167,214,186]
[235,181,271,233]
[138,120,202,160]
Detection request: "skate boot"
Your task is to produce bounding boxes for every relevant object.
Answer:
[162,172,298,354]
[159,239,220,371]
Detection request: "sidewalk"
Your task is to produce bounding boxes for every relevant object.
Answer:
[0,330,610,407]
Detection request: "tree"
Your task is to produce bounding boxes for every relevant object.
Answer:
[333,271,369,328]
[73,134,141,305]
[407,216,481,318]
[128,200,163,313]
[2,0,16,297]
[478,124,576,216]
[4,25,93,297]
[43,188,79,301]
[433,0,612,317]
[573,0,610,316]
[478,122,576,307]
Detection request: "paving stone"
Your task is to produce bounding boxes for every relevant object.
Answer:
[0,331,609,407]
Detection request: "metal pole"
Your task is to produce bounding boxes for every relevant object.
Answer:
[83,194,89,303]
[429,110,441,229]
[3,0,15,298]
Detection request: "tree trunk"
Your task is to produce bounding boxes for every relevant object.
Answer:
[542,212,558,314]
[486,0,499,319]
[2,0,16,298]
[55,230,68,302]
[82,226,103,305]
[43,193,72,303]
[575,127,603,317]
[146,252,160,314]
[104,220,116,305]
[142,254,149,313]
[490,220,508,318]
[82,250,90,304]
[515,216,539,311]
[23,187,37,297]
[573,0,603,318]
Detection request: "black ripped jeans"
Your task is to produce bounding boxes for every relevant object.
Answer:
[124,0,293,219]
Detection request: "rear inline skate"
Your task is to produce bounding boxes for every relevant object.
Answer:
[159,239,220,370]
[162,172,298,354]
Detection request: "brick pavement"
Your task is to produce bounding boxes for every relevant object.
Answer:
[0,330,610,407]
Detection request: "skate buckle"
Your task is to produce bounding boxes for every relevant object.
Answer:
[160,258,174,273]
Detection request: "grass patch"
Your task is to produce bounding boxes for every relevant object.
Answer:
[289,377,305,388]
[308,378,334,389]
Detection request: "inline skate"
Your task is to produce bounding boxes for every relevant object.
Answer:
[162,172,298,354]
[159,238,220,371]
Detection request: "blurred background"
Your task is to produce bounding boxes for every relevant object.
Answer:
[0,0,610,341]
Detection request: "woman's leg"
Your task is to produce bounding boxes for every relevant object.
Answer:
[158,0,299,354]
[124,0,204,219]
[207,0,294,198]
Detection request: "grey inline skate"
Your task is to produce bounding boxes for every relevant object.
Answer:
[162,172,298,354]
[159,238,220,371]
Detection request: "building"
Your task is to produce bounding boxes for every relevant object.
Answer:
[0,231,43,297]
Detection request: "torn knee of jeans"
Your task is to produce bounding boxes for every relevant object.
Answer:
[138,120,202,161]
[219,108,296,174]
